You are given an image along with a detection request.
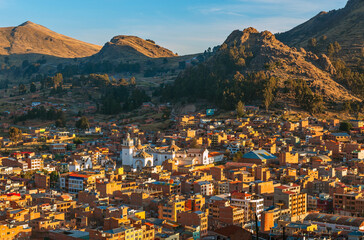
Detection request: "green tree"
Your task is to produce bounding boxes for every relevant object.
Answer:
[55,113,66,128]
[30,82,37,93]
[52,73,63,88]
[263,77,278,112]
[236,101,245,118]
[18,83,26,95]
[162,108,171,120]
[352,102,362,120]
[293,79,324,114]
[339,122,352,132]
[263,88,273,112]
[89,73,110,87]
[9,127,22,144]
[233,151,243,162]
[76,116,90,130]
[73,137,83,145]
[50,171,59,188]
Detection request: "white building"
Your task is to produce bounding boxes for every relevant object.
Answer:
[120,134,210,169]
[68,157,92,172]
[230,192,264,223]
[133,150,153,170]
[194,181,214,196]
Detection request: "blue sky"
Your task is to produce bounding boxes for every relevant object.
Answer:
[0,0,348,55]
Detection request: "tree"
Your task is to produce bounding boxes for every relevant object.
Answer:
[52,73,63,89]
[120,78,128,86]
[76,116,90,130]
[55,112,66,128]
[293,79,324,114]
[190,138,199,148]
[320,35,327,42]
[73,137,83,145]
[130,76,136,86]
[334,41,342,53]
[18,83,26,95]
[50,171,59,188]
[343,101,352,113]
[233,151,243,162]
[308,38,317,48]
[22,60,30,69]
[89,74,110,87]
[351,101,362,120]
[236,101,245,118]
[9,127,22,144]
[327,43,335,56]
[263,77,278,112]
[263,88,273,112]
[339,122,352,132]
[30,82,37,93]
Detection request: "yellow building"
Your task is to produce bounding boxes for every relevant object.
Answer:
[116,167,124,175]
[274,184,307,220]
[131,210,146,220]
[158,195,185,222]
[0,222,32,239]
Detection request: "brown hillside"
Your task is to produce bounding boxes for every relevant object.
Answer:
[276,0,364,62]
[0,21,102,58]
[93,35,176,61]
[224,28,360,102]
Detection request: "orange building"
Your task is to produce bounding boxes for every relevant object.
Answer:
[209,200,244,227]
[34,173,50,189]
[0,222,31,239]
[254,181,274,194]
[279,152,298,165]
[96,181,122,197]
[177,210,208,236]
[255,166,271,181]
[274,184,307,219]
[261,211,274,232]
[185,194,205,211]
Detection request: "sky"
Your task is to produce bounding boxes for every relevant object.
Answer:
[0,0,348,55]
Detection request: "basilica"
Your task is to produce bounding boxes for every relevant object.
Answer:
[120,134,212,170]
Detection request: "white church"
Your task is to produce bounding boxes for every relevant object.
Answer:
[120,133,212,170]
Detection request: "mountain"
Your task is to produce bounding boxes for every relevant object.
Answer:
[165,27,360,111]
[276,0,364,61]
[92,35,177,61]
[0,21,102,58]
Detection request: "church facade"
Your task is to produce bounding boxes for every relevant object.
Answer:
[120,134,212,170]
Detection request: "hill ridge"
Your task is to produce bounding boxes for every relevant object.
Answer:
[0,21,102,58]
[93,35,177,61]
[167,27,360,112]
[276,0,364,62]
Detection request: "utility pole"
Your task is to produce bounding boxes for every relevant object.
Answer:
[282,226,286,240]
[255,213,259,240]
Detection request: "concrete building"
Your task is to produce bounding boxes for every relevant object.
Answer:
[274,184,307,220]
[230,192,264,223]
